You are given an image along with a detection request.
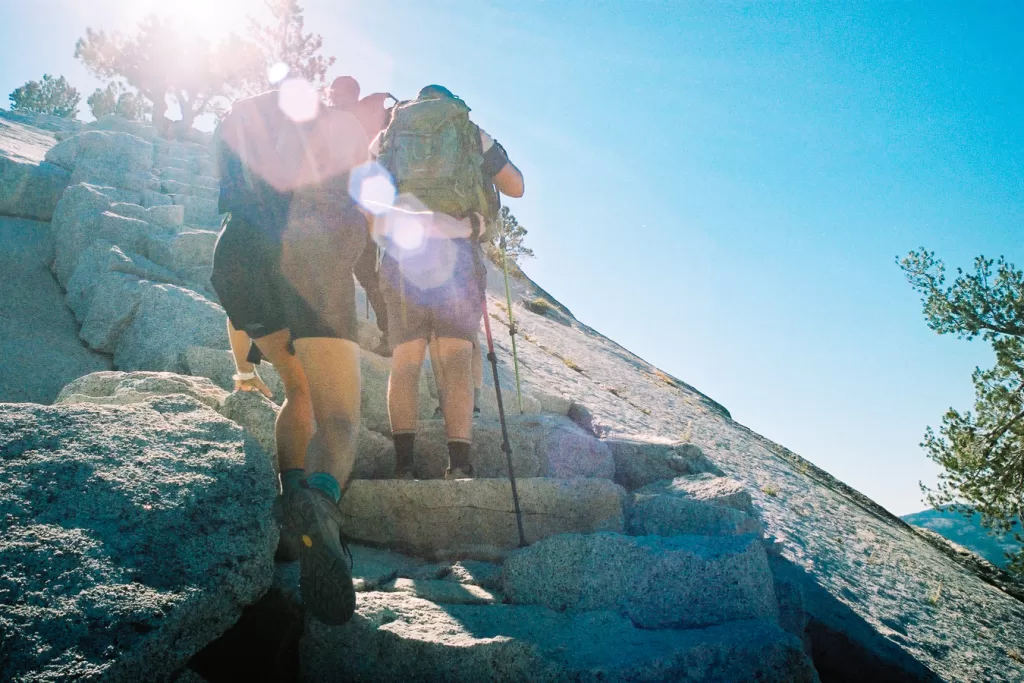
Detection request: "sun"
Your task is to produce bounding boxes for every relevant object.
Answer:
[133,0,252,40]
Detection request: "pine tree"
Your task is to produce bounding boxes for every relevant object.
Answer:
[8,74,80,118]
[249,0,335,90]
[87,82,150,122]
[901,248,1024,573]
[492,206,534,265]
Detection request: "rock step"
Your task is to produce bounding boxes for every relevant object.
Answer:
[604,435,724,490]
[300,591,817,682]
[503,532,778,629]
[170,194,222,227]
[159,167,219,189]
[627,474,762,537]
[392,413,615,481]
[154,154,216,177]
[338,478,626,559]
[161,179,220,201]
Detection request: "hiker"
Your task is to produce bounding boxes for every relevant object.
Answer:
[329,76,395,355]
[430,334,484,417]
[371,84,524,479]
[211,87,369,625]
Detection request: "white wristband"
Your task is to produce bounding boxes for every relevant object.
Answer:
[232,371,257,381]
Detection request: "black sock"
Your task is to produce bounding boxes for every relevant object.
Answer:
[448,440,472,471]
[393,432,415,469]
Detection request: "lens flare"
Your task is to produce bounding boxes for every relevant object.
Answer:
[278,78,320,123]
[392,212,426,252]
[349,162,396,215]
[268,62,290,84]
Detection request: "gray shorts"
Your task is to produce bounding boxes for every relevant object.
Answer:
[380,238,485,347]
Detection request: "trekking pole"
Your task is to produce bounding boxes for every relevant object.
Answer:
[482,298,526,547]
[500,235,525,414]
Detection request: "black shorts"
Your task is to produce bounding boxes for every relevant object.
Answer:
[211,210,367,343]
[380,238,486,347]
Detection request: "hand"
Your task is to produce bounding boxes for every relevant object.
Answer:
[234,375,273,398]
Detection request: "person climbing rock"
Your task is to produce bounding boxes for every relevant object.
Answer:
[211,87,369,626]
[329,76,395,356]
[371,84,524,480]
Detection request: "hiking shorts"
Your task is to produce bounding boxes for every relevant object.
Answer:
[211,209,367,343]
[380,238,486,348]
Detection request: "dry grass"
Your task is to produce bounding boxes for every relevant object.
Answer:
[563,357,584,373]
[762,485,778,497]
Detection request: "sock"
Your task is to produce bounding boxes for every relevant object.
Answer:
[473,388,481,411]
[447,440,472,471]
[306,471,342,504]
[280,468,305,496]
[393,431,415,468]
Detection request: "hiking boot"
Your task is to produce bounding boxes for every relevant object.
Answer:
[432,405,443,419]
[371,339,392,357]
[293,486,356,625]
[272,492,302,563]
[444,463,474,480]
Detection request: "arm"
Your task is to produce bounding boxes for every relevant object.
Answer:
[481,138,524,198]
[227,319,272,397]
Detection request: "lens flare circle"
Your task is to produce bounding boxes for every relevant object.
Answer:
[392,213,426,252]
[349,162,396,215]
[268,62,290,84]
[278,78,320,123]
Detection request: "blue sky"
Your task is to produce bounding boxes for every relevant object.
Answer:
[3,1,1022,515]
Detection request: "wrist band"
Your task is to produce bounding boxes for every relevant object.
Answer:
[232,371,257,381]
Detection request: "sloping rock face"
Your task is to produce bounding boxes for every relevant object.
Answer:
[489,275,1024,682]
[0,396,277,682]
[0,112,72,221]
[0,216,111,403]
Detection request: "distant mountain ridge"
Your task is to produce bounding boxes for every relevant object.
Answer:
[902,508,1022,569]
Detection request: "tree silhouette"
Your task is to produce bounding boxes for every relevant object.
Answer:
[492,205,534,265]
[249,0,335,91]
[76,15,260,131]
[87,82,150,122]
[9,74,80,118]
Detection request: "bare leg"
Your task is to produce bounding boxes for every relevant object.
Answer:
[292,337,361,488]
[435,337,474,442]
[252,329,312,472]
[389,338,428,432]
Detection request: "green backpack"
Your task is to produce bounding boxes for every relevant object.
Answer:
[378,95,492,237]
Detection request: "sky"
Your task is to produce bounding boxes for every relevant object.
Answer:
[2,1,1022,516]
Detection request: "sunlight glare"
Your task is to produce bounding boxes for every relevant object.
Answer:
[268,63,290,85]
[278,78,320,123]
[349,162,396,215]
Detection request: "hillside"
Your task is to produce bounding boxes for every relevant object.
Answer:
[2,112,1024,682]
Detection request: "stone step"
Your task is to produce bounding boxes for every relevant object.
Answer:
[627,474,761,537]
[154,155,216,178]
[393,413,615,481]
[338,478,626,559]
[170,194,222,228]
[300,590,816,682]
[160,179,220,202]
[144,229,218,272]
[604,435,724,490]
[159,167,219,189]
[503,532,778,630]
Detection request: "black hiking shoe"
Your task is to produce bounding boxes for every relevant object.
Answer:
[444,463,474,480]
[293,486,356,625]
[272,492,303,563]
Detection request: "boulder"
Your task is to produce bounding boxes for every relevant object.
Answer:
[218,390,280,468]
[110,201,185,230]
[502,532,778,630]
[161,179,219,201]
[114,284,229,372]
[56,370,229,410]
[0,157,70,220]
[604,436,722,491]
[300,591,817,682]
[45,130,153,175]
[142,189,175,207]
[626,476,762,537]
[82,114,158,141]
[405,414,615,480]
[145,229,218,272]
[50,182,121,286]
[71,161,158,194]
[75,271,152,352]
[534,390,573,416]
[338,478,626,558]
[66,242,185,316]
[0,396,276,682]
